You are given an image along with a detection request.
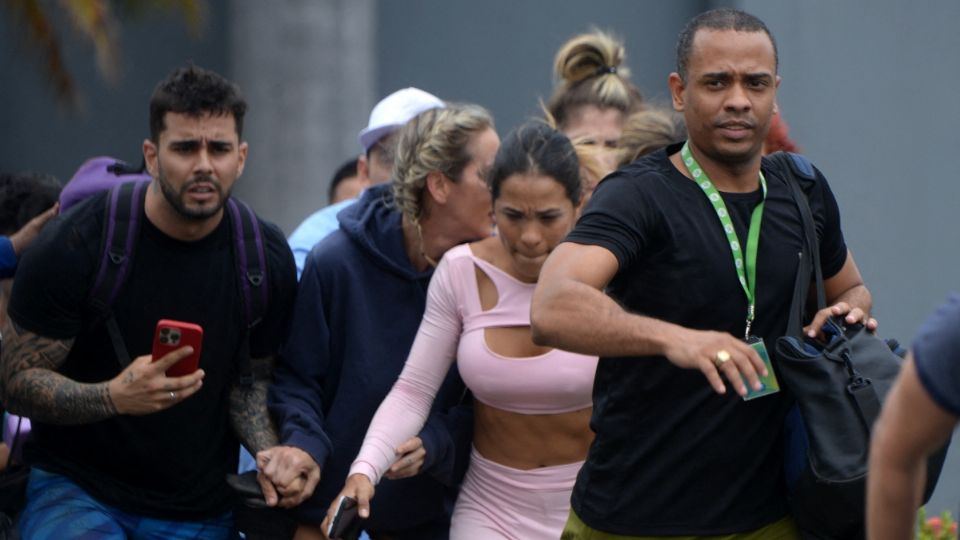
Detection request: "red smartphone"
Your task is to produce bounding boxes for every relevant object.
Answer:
[152,319,203,377]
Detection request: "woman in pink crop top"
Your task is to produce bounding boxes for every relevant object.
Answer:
[322,123,599,539]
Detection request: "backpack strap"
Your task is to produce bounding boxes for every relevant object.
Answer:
[785,152,816,180]
[89,180,149,368]
[225,198,269,387]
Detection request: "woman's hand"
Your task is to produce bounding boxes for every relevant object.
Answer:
[384,436,425,480]
[320,473,375,538]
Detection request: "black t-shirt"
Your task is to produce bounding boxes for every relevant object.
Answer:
[8,191,297,520]
[565,143,848,535]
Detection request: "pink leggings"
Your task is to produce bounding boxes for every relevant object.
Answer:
[450,447,583,540]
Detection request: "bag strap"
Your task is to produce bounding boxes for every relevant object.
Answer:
[225,198,269,388]
[769,152,826,337]
[89,180,149,369]
[774,153,885,430]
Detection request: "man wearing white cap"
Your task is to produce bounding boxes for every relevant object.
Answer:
[287,87,445,277]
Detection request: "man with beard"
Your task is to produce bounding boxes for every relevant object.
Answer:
[532,8,876,538]
[0,65,299,539]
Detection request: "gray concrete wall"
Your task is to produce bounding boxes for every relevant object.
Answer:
[228,0,375,234]
[376,0,707,135]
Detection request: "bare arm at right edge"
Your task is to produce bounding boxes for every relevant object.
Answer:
[530,242,765,397]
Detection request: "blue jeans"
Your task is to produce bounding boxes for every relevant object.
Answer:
[20,468,233,540]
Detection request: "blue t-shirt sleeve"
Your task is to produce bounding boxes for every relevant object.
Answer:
[0,236,15,279]
[913,294,960,416]
[287,199,355,279]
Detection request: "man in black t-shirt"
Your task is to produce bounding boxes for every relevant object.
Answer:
[532,8,877,539]
[0,66,304,539]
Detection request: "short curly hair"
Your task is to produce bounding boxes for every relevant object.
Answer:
[149,65,247,141]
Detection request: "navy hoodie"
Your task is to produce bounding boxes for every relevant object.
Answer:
[269,184,471,534]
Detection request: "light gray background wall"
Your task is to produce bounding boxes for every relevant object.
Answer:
[2,0,959,518]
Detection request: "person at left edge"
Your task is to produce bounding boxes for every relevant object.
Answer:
[1,65,300,539]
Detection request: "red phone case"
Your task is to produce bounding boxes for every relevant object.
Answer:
[152,319,203,377]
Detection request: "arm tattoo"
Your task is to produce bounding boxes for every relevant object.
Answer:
[230,355,279,454]
[1,321,118,424]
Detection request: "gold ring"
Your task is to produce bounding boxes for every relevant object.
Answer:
[714,350,731,368]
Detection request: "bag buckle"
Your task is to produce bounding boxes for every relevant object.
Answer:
[847,375,872,394]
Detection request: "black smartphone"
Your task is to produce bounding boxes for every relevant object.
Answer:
[327,495,360,539]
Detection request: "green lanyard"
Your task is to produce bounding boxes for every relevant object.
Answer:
[681,142,767,338]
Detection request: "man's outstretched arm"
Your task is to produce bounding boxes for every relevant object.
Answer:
[531,242,766,397]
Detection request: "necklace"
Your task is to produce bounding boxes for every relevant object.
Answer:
[415,222,439,268]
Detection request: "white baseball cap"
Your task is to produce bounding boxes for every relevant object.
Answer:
[358,87,445,152]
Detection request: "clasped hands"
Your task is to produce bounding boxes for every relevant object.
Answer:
[254,436,425,511]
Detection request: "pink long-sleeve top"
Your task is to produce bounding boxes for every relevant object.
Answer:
[350,244,598,484]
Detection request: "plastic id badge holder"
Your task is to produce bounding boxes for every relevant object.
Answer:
[742,336,780,401]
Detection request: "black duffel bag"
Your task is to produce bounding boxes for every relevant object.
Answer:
[771,152,948,540]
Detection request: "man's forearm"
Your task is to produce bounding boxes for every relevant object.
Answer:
[1,322,114,424]
[831,283,873,316]
[230,356,280,454]
[6,369,117,424]
[866,457,925,539]
[531,279,679,357]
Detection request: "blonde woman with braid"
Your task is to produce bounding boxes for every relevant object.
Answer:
[268,104,499,540]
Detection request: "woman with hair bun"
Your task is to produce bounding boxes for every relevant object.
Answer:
[326,122,597,540]
[547,30,644,148]
[546,30,644,205]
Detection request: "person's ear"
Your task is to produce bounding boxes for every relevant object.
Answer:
[425,171,450,205]
[236,142,249,177]
[668,72,686,112]
[356,154,371,183]
[143,139,159,177]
